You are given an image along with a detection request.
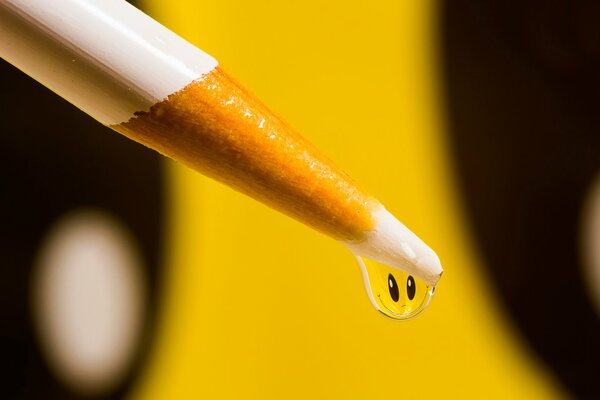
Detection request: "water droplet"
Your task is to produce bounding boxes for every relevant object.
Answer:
[356,256,436,320]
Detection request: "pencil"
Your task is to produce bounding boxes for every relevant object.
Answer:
[0,0,443,286]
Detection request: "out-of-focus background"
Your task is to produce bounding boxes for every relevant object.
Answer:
[1,0,598,398]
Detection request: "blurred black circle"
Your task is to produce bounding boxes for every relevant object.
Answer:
[442,1,600,397]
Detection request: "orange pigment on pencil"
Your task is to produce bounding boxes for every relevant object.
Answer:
[112,67,379,240]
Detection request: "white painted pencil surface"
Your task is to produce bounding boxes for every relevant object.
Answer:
[0,0,216,125]
[0,0,443,286]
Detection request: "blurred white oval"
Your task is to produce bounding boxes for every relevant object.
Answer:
[31,209,146,395]
[582,173,600,318]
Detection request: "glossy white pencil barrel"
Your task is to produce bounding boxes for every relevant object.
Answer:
[0,0,217,125]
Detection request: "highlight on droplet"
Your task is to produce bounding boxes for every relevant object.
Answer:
[355,256,436,320]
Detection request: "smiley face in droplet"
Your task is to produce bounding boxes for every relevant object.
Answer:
[357,257,436,320]
[381,271,419,315]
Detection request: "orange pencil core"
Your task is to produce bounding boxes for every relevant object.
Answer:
[112,67,379,241]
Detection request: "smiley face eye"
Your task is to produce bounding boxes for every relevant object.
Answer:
[388,274,400,302]
[407,275,416,300]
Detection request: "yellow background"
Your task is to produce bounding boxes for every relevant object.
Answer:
[133,1,566,398]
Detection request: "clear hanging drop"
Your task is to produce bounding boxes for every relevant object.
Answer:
[355,256,436,320]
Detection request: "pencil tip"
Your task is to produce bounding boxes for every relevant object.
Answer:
[343,206,443,286]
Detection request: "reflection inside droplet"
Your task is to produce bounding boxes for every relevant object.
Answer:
[355,256,436,320]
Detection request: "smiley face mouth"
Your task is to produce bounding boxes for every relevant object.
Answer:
[377,293,408,317]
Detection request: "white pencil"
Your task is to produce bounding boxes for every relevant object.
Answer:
[0,0,443,287]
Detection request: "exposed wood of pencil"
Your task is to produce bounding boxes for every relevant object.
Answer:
[113,67,380,241]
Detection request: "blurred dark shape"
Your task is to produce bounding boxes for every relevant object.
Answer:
[0,2,164,399]
[442,0,600,397]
